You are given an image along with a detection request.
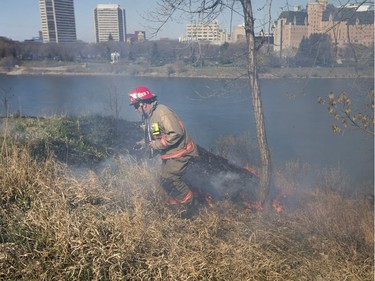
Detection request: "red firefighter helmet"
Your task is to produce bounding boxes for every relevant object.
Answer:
[129,86,157,105]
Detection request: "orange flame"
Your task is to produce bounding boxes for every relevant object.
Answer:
[272,199,283,213]
[244,201,263,213]
[205,193,216,208]
[243,165,259,177]
[236,191,262,212]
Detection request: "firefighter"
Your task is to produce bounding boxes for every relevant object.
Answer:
[129,86,199,206]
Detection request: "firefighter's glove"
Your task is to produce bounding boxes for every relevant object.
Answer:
[133,139,145,151]
[149,140,158,150]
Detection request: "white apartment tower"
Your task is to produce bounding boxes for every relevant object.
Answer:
[94,4,126,43]
[39,0,77,43]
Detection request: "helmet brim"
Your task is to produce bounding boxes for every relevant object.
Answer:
[129,96,157,106]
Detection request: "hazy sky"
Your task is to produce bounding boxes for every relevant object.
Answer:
[0,0,353,42]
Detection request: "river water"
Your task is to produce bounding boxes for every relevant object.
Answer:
[0,74,373,184]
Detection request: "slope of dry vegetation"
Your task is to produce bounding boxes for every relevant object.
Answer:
[0,116,373,280]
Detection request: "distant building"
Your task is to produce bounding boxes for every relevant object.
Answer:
[24,31,43,43]
[314,2,374,48]
[232,24,246,42]
[110,51,120,63]
[39,0,77,43]
[232,24,274,47]
[179,20,229,45]
[274,0,374,56]
[94,4,126,43]
[274,6,308,53]
[126,31,146,43]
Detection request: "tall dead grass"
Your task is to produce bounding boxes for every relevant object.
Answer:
[0,142,374,280]
[274,160,374,280]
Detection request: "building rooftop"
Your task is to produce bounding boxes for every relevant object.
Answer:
[96,4,121,9]
[278,11,308,25]
[322,5,374,25]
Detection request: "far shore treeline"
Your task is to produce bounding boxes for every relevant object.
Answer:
[0,35,373,76]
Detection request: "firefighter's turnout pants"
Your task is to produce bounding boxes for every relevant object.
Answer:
[160,156,193,203]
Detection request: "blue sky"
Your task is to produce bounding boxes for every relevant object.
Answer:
[0,0,354,42]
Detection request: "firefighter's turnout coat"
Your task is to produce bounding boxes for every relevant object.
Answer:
[147,101,198,203]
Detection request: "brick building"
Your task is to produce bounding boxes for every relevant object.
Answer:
[274,0,374,56]
[274,7,308,53]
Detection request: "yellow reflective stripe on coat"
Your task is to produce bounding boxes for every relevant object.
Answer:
[160,140,195,160]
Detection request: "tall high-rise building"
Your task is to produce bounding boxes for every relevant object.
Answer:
[39,0,77,43]
[94,4,126,43]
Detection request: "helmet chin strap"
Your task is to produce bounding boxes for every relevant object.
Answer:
[140,102,147,122]
[140,102,153,158]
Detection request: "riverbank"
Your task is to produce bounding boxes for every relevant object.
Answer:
[1,61,373,79]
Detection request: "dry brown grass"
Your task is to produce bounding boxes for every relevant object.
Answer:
[0,140,374,280]
[273,161,374,280]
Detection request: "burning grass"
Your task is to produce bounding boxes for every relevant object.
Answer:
[0,116,374,280]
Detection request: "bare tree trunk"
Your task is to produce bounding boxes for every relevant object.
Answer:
[240,0,271,205]
[151,0,272,204]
